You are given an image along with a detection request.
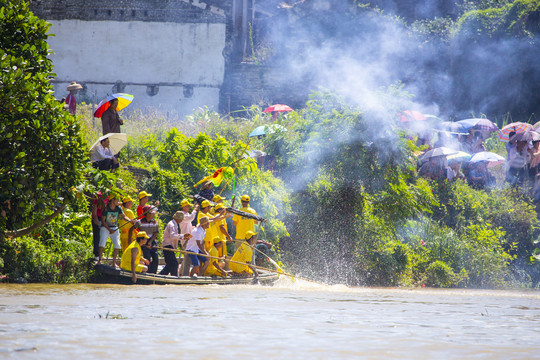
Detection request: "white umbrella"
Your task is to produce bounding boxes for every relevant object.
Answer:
[89,133,128,155]
[469,151,505,168]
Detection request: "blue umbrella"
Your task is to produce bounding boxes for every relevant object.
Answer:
[456,118,498,132]
[436,121,468,135]
[249,124,288,138]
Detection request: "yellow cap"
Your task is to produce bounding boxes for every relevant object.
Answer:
[122,196,133,204]
[214,203,225,211]
[180,199,193,208]
[241,194,250,202]
[201,200,211,208]
[213,236,222,244]
[108,193,117,200]
[245,230,258,240]
[138,190,152,199]
[136,231,150,239]
[213,194,226,202]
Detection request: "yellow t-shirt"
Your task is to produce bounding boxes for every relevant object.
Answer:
[232,207,257,240]
[205,246,225,277]
[120,241,142,272]
[229,242,253,274]
[198,211,218,251]
[119,207,136,252]
[119,208,136,234]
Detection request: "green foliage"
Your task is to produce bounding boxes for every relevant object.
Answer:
[453,0,540,40]
[0,0,87,234]
[424,261,457,288]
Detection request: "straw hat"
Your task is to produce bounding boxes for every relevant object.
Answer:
[173,211,184,221]
[66,81,82,91]
[199,216,210,226]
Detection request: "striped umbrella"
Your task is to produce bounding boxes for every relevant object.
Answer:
[447,150,471,163]
[93,93,134,118]
[498,122,533,142]
[456,118,498,132]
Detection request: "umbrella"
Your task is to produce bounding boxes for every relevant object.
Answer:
[398,110,427,122]
[263,104,293,113]
[447,151,471,163]
[93,93,134,118]
[456,118,498,132]
[498,122,533,142]
[89,133,128,155]
[469,151,505,168]
[510,130,540,142]
[249,124,288,138]
[420,147,458,161]
[435,121,469,135]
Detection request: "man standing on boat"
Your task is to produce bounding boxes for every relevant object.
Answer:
[186,216,211,278]
[160,211,191,277]
[129,205,160,273]
[229,231,259,278]
[179,199,198,276]
[232,195,258,251]
[121,231,150,283]
[137,190,160,218]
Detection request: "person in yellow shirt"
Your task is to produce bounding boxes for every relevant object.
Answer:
[232,195,258,251]
[205,236,232,277]
[213,203,233,255]
[119,196,137,254]
[198,199,223,251]
[120,231,150,283]
[229,231,259,278]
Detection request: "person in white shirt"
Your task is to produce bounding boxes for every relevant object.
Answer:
[159,211,191,276]
[179,199,199,276]
[90,138,119,171]
[186,216,211,278]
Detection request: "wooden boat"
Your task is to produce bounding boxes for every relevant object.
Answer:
[94,263,280,285]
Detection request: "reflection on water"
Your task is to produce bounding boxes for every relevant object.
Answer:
[0,280,539,359]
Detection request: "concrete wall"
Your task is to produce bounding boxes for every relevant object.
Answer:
[48,19,226,118]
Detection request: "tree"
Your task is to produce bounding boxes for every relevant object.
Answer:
[0,0,87,239]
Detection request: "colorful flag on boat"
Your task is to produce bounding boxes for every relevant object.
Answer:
[194,167,234,188]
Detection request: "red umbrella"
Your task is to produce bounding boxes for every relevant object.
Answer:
[93,93,134,118]
[263,104,293,113]
[398,110,427,122]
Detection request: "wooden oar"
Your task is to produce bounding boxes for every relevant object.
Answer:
[155,246,324,285]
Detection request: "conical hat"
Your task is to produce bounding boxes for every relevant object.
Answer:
[67,81,82,91]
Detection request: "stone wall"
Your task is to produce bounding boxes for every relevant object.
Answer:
[29,0,228,118]
[220,63,309,114]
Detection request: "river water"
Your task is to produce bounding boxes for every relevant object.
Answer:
[1,279,539,359]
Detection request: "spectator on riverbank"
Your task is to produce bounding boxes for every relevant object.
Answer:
[90,137,119,172]
[65,81,82,115]
[120,231,150,284]
[101,98,123,135]
[129,205,160,273]
[506,140,530,187]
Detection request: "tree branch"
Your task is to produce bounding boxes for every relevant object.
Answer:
[5,200,69,240]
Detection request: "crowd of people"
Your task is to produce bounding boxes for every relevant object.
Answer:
[414,124,540,195]
[91,188,267,283]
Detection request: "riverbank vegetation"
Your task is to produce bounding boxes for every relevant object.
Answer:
[1,0,539,287]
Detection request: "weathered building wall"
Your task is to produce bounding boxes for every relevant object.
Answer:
[31,0,228,118]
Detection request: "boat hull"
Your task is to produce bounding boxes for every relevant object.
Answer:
[94,263,279,285]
